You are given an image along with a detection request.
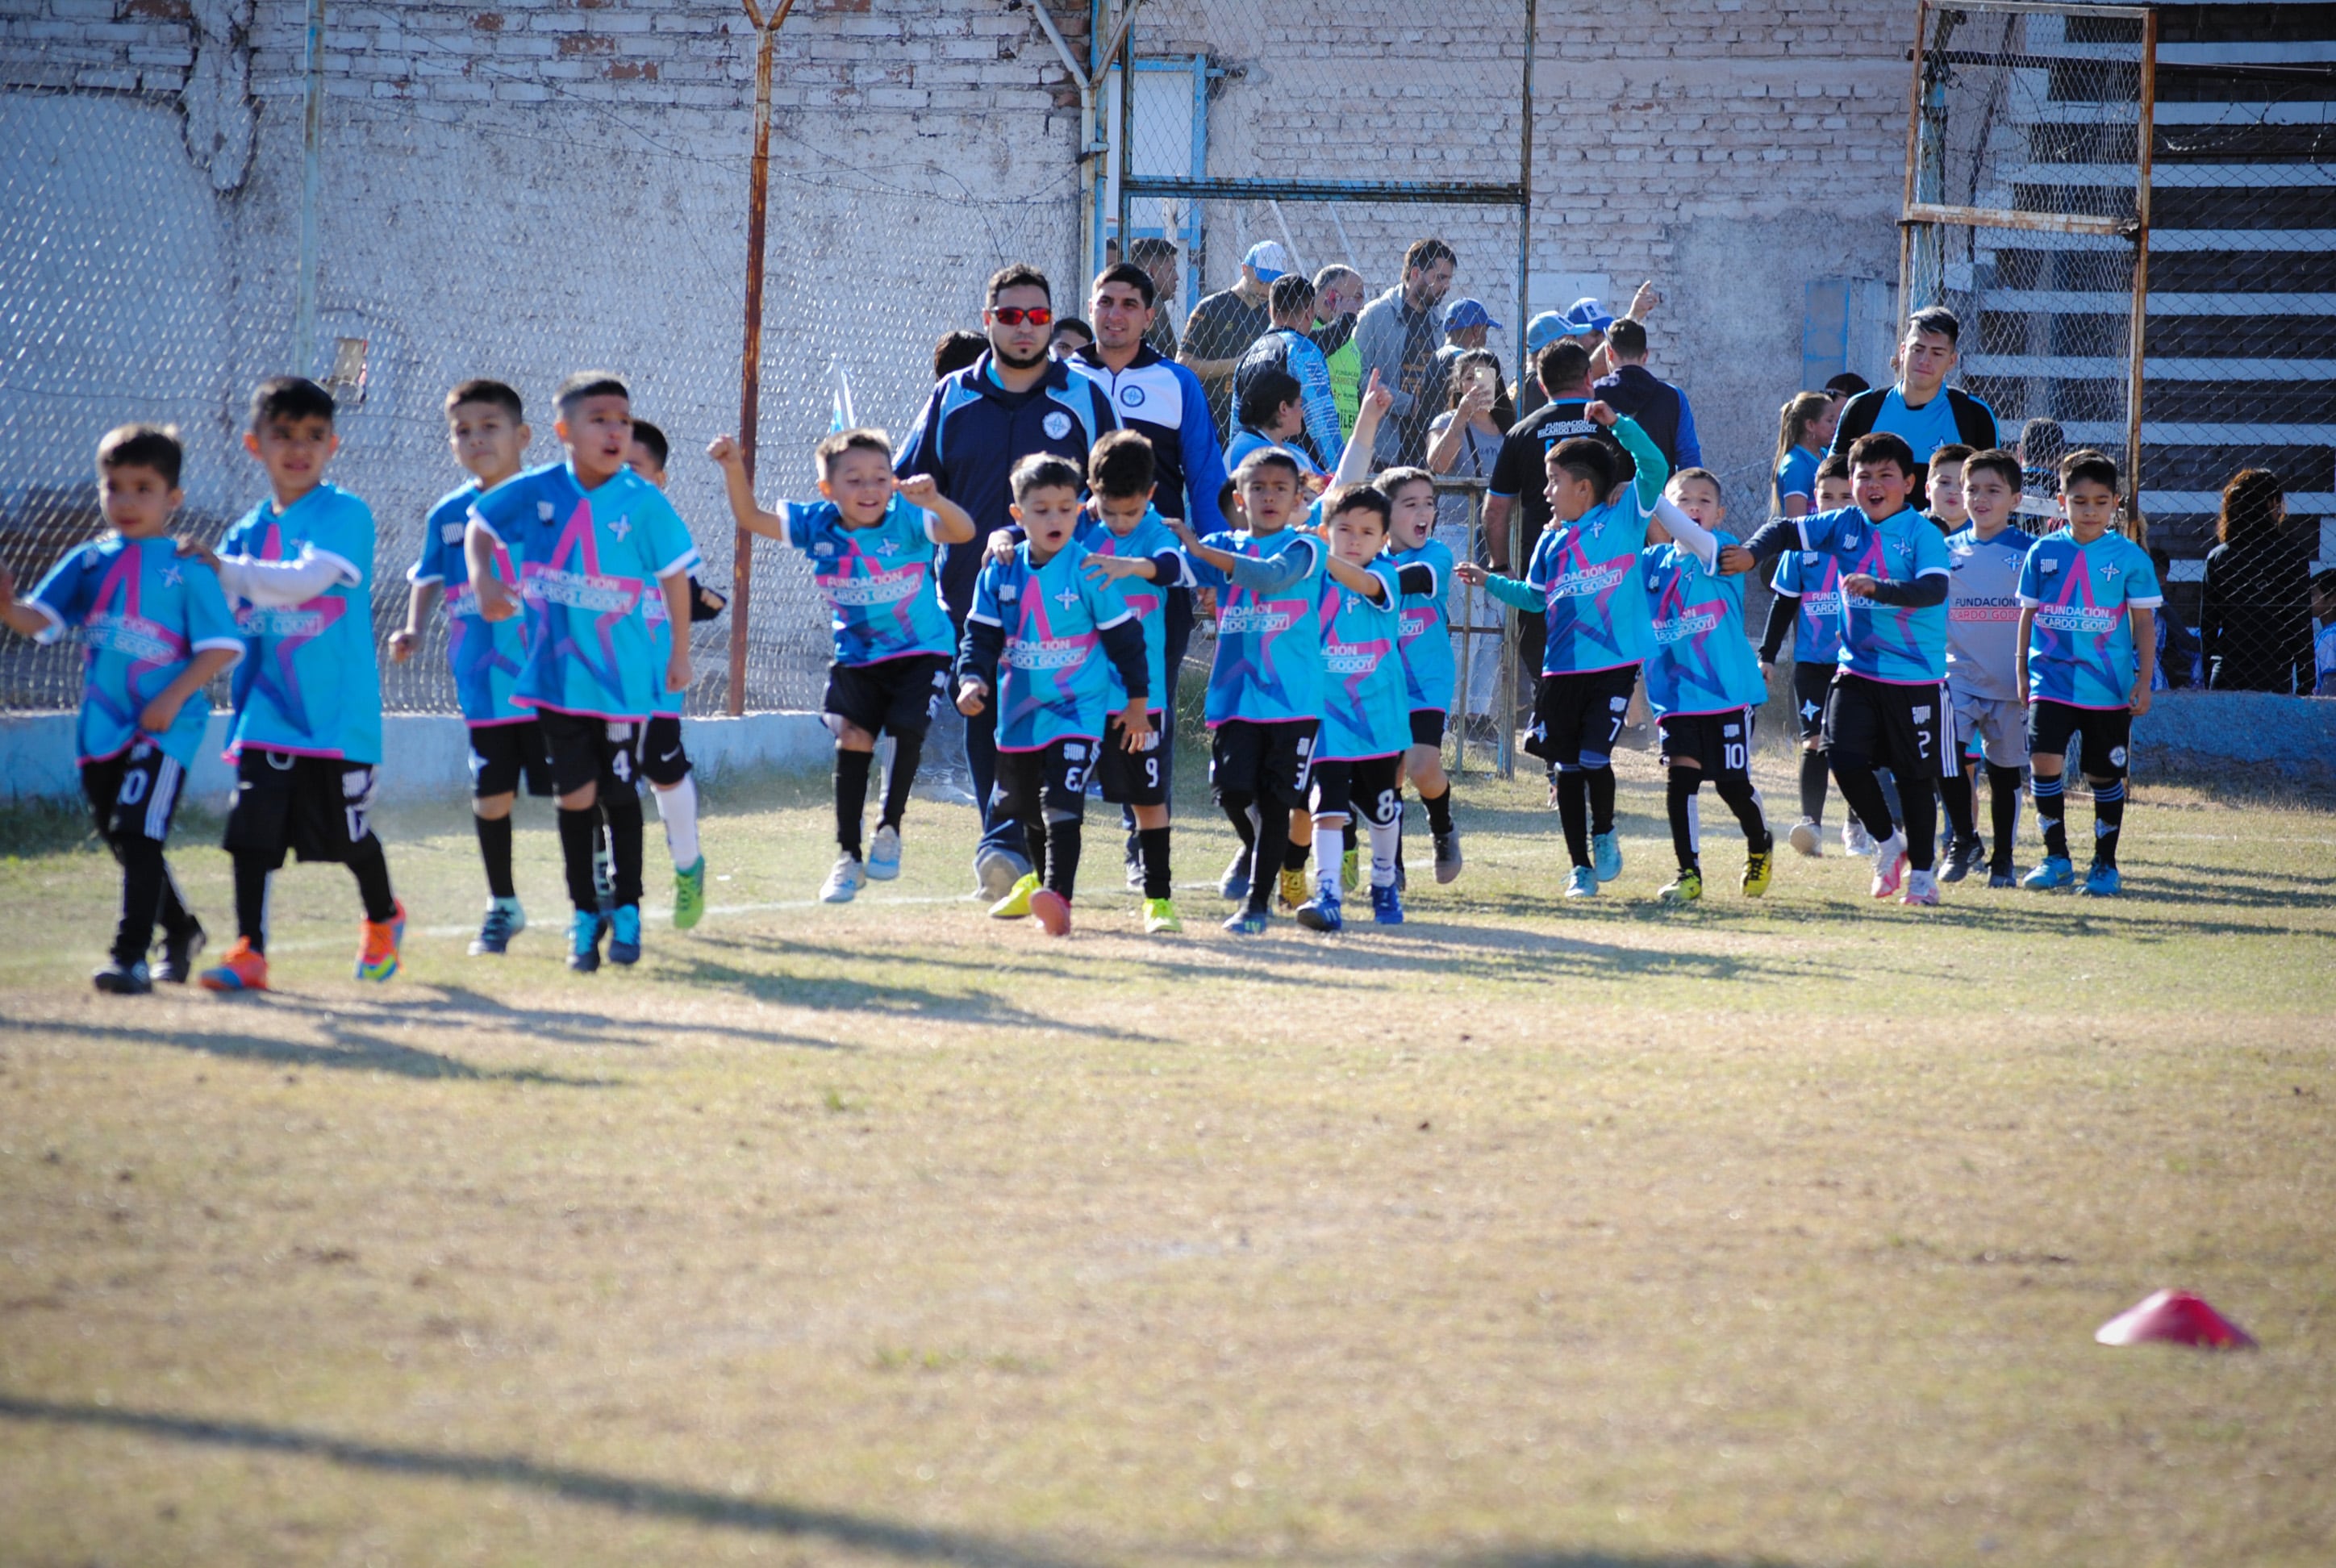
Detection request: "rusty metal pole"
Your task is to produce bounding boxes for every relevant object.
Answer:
[729,1,792,715]
[2124,9,2158,528]
[1897,1,1929,319]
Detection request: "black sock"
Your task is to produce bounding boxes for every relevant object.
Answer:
[599,784,644,907]
[1898,778,1938,871]
[1248,807,1290,915]
[111,837,166,965]
[1221,796,1258,886]
[155,858,194,939]
[2033,771,2067,860]
[1586,764,1617,836]
[835,749,873,857]
[1023,818,1049,882]
[1042,816,1082,898]
[348,832,397,924]
[233,854,272,950]
[2091,778,2125,867]
[475,812,516,899]
[879,733,922,830]
[1343,819,1358,854]
[1714,776,1771,849]
[1666,769,1701,872]
[1829,756,1895,845]
[1420,784,1454,836]
[1798,749,1830,823]
[1283,834,1309,873]
[557,806,602,913]
[1987,764,2023,872]
[1556,769,1591,868]
[1139,825,1172,900]
[1939,769,1976,845]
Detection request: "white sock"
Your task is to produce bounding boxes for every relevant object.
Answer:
[655,775,700,868]
[1369,811,1400,888]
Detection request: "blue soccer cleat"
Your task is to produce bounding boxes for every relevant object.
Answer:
[866,825,902,882]
[2022,856,2075,891]
[567,910,603,973]
[1592,831,1624,883]
[469,897,525,956]
[607,903,643,965]
[1222,907,1269,936]
[1370,882,1404,925]
[2079,862,2122,897]
[1564,865,1600,899]
[1296,890,1344,933]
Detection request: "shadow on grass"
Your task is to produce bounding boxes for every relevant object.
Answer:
[0,1392,1082,1567]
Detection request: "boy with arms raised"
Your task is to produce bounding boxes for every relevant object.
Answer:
[1378,466,1463,883]
[466,373,697,973]
[389,379,546,954]
[709,426,975,903]
[1759,453,1858,856]
[2017,450,2159,896]
[1939,447,2032,886]
[1725,432,1956,906]
[190,378,404,990]
[954,455,1152,936]
[0,425,241,992]
[1641,467,1772,903]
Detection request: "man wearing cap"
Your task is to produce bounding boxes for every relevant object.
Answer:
[1180,240,1285,438]
[1232,273,1345,470]
[1515,311,1566,419]
[1355,237,1458,466]
[1591,316,1701,472]
[1443,298,1500,353]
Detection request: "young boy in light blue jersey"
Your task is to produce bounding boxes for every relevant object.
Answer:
[1939,448,2034,887]
[188,377,405,991]
[0,425,242,994]
[467,372,699,973]
[1642,468,1772,904]
[390,379,546,956]
[1379,466,1464,885]
[2016,449,2160,897]
[711,426,974,906]
[1759,453,1858,856]
[955,454,1152,937]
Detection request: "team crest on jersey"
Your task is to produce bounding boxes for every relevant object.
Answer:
[609,516,632,541]
[812,541,835,557]
[1053,587,1079,608]
[1120,386,1146,409]
[1042,411,1073,440]
[1802,551,1821,565]
[2041,557,2060,573]
[2101,562,2121,581]
[1842,530,1860,548]
[998,584,1018,601]
[161,564,182,587]
[537,501,555,520]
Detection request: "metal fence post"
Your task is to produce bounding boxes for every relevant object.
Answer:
[294,0,325,376]
[728,0,795,718]
[2124,7,2158,524]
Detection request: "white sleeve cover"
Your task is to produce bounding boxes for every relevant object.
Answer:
[215,546,360,607]
[1653,494,1719,571]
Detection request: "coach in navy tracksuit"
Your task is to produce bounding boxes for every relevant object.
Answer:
[895,263,1118,899]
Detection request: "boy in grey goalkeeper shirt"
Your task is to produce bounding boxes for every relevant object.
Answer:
[1940,448,2031,887]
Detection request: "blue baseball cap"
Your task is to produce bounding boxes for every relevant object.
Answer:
[1443,298,1501,332]
[1559,297,1615,335]
[1525,311,1566,352]
[1243,240,1292,281]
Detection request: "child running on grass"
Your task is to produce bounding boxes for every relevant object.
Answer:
[2017,449,2159,897]
[707,427,974,904]
[0,424,242,993]
[1379,465,1464,885]
[954,455,1152,936]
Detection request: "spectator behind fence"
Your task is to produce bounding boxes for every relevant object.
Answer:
[1593,316,1700,473]
[2149,547,2204,690]
[2313,570,2336,697]
[1772,391,1837,518]
[1355,238,1457,466]
[1129,237,1181,359]
[1425,347,1514,534]
[2200,468,2316,694]
[1515,311,1566,419]
[1311,265,1367,436]
[1233,273,1343,470]
[1181,240,1283,436]
[1048,316,1093,362]
[1224,368,1325,487]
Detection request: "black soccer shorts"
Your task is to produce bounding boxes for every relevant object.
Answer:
[1792,661,1833,744]
[1209,718,1317,810]
[82,738,186,847]
[1310,753,1401,824]
[1525,665,1638,768]
[2027,699,2132,780]
[992,736,1098,824]
[1099,713,1170,808]
[466,718,553,799]
[536,709,645,799]
[824,653,949,742]
[223,749,378,865]
[1408,708,1446,749]
[1658,707,1758,781]
[1822,673,1955,779]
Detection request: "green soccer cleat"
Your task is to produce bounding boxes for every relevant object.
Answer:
[1143,897,1183,935]
[990,871,1040,920]
[1340,847,1358,892]
[673,856,706,929]
[1658,867,1704,905]
[1742,844,1774,899]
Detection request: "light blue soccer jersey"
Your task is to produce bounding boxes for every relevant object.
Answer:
[219,482,383,761]
[778,493,954,668]
[2018,528,2163,708]
[30,534,242,769]
[970,538,1134,750]
[1185,527,1329,725]
[1775,445,1819,507]
[1770,546,1846,666]
[1796,504,1950,683]
[469,462,701,723]
[1869,387,1965,465]
[1489,490,1652,676]
[1317,558,1409,761]
[1641,530,1764,718]
[411,482,532,727]
[1076,507,1189,713]
[1943,524,2029,703]
[1390,536,1456,715]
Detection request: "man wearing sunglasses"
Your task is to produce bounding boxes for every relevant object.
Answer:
[897,264,1120,902]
